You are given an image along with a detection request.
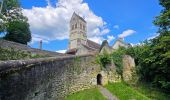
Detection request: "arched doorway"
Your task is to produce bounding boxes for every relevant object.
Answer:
[97,74,102,85]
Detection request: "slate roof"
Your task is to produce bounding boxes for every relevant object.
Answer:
[66,39,100,55]
[87,39,100,50]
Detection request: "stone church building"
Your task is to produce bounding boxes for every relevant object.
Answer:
[66,13,131,55]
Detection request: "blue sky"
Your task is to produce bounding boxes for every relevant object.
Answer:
[20,0,162,52]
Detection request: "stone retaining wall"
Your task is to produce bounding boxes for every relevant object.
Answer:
[0,53,134,100]
[0,54,102,100]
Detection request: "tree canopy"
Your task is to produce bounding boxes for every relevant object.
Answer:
[0,0,31,44]
[124,0,170,91]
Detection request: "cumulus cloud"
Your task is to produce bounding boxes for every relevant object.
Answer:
[56,49,67,53]
[89,36,104,44]
[118,29,136,38]
[29,34,49,44]
[113,25,119,29]
[107,35,115,43]
[89,35,115,44]
[22,0,109,43]
[147,33,160,40]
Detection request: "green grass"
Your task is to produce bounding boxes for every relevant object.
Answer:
[65,88,107,100]
[131,83,170,100]
[105,82,150,100]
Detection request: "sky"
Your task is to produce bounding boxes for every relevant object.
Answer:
[20,0,162,53]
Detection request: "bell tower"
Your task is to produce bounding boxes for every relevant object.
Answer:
[69,12,87,49]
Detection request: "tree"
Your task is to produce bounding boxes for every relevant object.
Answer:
[0,0,32,44]
[4,21,31,44]
[130,0,170,91]
[150,0,170,91]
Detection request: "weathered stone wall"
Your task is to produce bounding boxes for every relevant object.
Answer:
[0,53,133,100]
[122,55,137,84]
[0,39,66,57]
[0,55,101,100]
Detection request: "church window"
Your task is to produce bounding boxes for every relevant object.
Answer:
[72,25,74,30]
[83,25,85,30]
[80,23,82,29]
[75,23,77,29]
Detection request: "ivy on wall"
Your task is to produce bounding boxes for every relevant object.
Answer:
[96,47,126,77]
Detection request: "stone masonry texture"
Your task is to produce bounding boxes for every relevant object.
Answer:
[0,55,101,100]
[0,53,134,100]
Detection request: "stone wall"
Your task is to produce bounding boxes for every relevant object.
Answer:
[0,39,66,57]
[0,53,133,100]
[122,55,137,84]
[0,54,102,100]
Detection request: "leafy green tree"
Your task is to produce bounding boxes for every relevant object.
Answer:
[0,0,32,44]
[111,47,126,76]
[4,21,31,44]
[127,0,170,91]
[1,0,20,14]
[96,51,111,69]
[150,0,170,91]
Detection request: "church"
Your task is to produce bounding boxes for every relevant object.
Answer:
[66,12,131,55]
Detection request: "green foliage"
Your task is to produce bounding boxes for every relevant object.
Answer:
[0,47,45,61]
[65,88,107,100]
[140,0,170,91]
[4,21,31,44]
[0,0,32,44]
[120,0,170,91]
[96,52,111,69]
[1,0,20,14]
[111,47,126,76]
[105,82,150,100]
[131,82,170,100]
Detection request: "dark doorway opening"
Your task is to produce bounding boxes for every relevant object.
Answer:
[97,74,102,85]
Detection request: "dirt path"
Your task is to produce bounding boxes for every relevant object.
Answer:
[98,86,119,100]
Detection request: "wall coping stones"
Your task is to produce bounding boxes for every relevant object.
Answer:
[0,54,95,77]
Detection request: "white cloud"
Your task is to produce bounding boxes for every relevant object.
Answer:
[30,34,49,44]
[113,25,119,29]
[22,0,109,43]
[56,49,66,53]
[118,29,136,38]
[89,35,115,44]
[89,36,104,44]
[147,33,160,40]
[107,35,115,43]
[130,43,145,47]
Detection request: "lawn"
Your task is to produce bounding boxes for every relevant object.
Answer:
[105,82,150,100]
[132,83,170,100]
[65,82,170,100]
[65,88,107,100]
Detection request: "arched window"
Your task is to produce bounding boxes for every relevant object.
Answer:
[83,25,85,30]
[72,25,74,30]
[75,23,77,29]
[80,23,82,29]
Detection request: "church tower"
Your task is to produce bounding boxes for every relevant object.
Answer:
[69,12,87,49]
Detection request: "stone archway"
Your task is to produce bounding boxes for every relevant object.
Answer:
[97,74,102,85]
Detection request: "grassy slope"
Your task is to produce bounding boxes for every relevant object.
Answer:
[105,82,150,100]
[132,83,170,100]
[65,88,107,100]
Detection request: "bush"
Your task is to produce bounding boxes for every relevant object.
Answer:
[96,52,111,69]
